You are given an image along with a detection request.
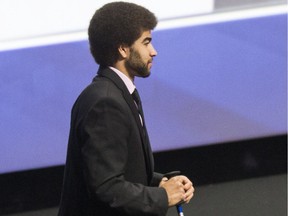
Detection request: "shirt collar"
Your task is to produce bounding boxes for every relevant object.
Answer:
[109,66,135,94]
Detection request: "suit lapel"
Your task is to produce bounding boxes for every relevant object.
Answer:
[96,67,142,130]
[96,67,153,182]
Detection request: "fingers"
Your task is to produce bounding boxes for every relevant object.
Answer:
[172,175,195,204]
[184,185,195,203]
[159,177,168,187]
[162,177,168,182]
[170,176,192,189]
[159,175,195,206]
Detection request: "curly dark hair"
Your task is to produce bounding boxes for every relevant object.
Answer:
[88,2,158,66]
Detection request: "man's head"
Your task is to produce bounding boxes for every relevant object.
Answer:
[88,2,158,67]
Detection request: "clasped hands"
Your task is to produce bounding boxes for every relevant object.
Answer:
[159,175,194,207]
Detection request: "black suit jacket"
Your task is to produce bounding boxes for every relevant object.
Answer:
[58,67,168,216]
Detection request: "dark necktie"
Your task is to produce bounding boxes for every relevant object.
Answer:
[132,88,152,181]
[132,89,145,125]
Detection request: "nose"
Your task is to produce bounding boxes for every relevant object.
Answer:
[150,44,157,57]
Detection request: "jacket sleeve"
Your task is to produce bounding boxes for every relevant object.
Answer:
[150,172,165,187]
[79,97,168,216]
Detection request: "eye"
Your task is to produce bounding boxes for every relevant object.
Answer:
[143,38,152,46]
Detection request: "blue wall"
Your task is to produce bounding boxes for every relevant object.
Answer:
[0,14,286,173]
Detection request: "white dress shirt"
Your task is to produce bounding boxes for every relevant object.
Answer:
[109,66,143,125]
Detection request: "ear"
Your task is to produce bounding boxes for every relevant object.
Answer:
[118,44,129,59]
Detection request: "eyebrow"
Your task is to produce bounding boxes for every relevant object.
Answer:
[142,37,152,43]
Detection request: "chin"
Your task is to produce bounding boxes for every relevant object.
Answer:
[141,71,151,78]
[136,69,151,78]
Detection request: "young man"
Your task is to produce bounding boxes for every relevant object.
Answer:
[58,2,194,216]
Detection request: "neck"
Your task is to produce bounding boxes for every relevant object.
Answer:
[113,61,134,82]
